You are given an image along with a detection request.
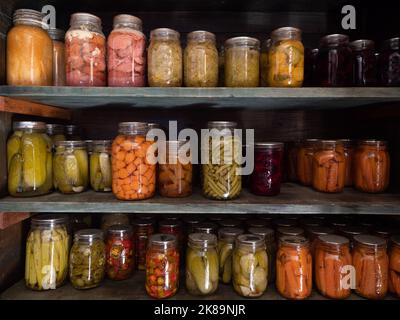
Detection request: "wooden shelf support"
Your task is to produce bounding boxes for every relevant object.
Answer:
[0,212,31,230]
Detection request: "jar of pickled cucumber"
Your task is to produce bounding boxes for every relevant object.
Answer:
[233,234,268,297]
[186,233,219,296]
[90,140,112,192]
[25,215,69,290]
[260,39,272,86]
[70,229,106,289]
[184,30,218,87]
[225,36,260,87]
[218,227,244,284]
[46,124,66,148]
[202,121,242,200]
[48,28,66,86]
[7,121,53,197]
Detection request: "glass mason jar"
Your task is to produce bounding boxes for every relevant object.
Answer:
[300,217,324,229]
[112,122,156,200]
[184,30,218,87]
[186,233,219,295]
[276,236,312,300]
[389,235,400,297]
[304,48,319,86]
[148,28,182,87]
[70,214,92,233]
[65,125,81,141]
[286,141,301,182]
[107,14,146,87]
[329,217,352,231]
[218,227,244,284]
[46,124,66,148]
[90,140,112,192]
[380,37,400,86]
[277,227,305,239]
[25,215,69,290]
[48,28,66,86]
[7,9,53,86]
[132,219,155,270]
[101,213,130,232]
[338,139,355,187]
[260,38,272,86]
[159,140,192,197]
[193,222,218,235]
[7,121,53,197]
[246,219,267,229]
[273,218,298,229]
[225,36,260,87]
[65,13,106,86]
[353,235,389,299]
[158,220,183,251]
[307,226,335,255]
[268,27,304,87]
[202,121,242,200]
[105,225,134,281]
[146,234,179,299]
[338,226,368,250]
[70,229,106,289]
[232,234,268,297]
[85,140,94,155]
[312,140,346,193]
[219,219,242,228]
[250,142,284,196]
[184,216,205,235]
[353,140,390,193]
[53,141,89,194]
[314,235,352,299]
[297,139,319,186]
[372,225,395,242]
[350,39,377,86]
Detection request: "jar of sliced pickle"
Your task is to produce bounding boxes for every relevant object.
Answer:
[133,219,155,270]
[54,141,89,194]
[268,27,304,87]
[70,229,106,289]
[297,139,319,186]
[193,222,218,235]
[184,30,218,87]
[354,140,390,193]
[338,139,355,187]
[25,215,69,290]
[48,28,66,86]
[186,233,219,295]
[65,125,81,141]
[260,39,272,86]
[225,36,260,87]
[46,124,66,148]
[307,226,335,255]
[389,235,400,297]
[90,140,112,192]
[7,121,53,197]
[202,121,242,200]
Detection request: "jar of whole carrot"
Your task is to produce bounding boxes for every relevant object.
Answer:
[132,219,155,270]
[389,235,400,297]
[312,140,345,193]
[338,139,355,187]
[112,122,156,200]
[315,235,352,299]
[353,235,389,299]
[353,140,390,193]
[297,139,319,186]
[276,236,312,300]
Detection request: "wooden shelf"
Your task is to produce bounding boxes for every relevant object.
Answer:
[1,184,400,214]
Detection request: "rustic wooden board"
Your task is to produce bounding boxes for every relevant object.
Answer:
[0,212,31,230]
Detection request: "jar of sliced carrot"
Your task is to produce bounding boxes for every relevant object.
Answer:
[315,235,352,299]
[112,122,156,200]
[353,140,390,193]
[389,235,400,297]
[297,139,319,186]
[353,235,389,299]
[338,139,355,187]
[276,236,312,299]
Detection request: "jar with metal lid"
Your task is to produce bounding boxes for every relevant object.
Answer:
[260,39,272,86]
[277,226,305,239]
[105,225,134,280]
[158,220,183,250]
[300,217,324,229]
[25,215,69,290]
[307,226,335,255]
[70,229,106,289]
[316,34,352,86]
[350,39,377,86]
[372,225,395,242]
[276,236,312,299]
[259,215,273,226]
[46,124,66,148]
[208,215,225,223]
[7,9,53,86]
[7,121,53,197]
[148,28,182,87]
[297,139,319,186]
[339,226,368,249]
[218,227,244,284]
[338,139,355,187]
[273,218,298,229]
[354,140,390,193]
[202,121,242,200]
[146,234,179,299]
[48,28,66,86]
[132,219,155,270]
[101,213,130,232]
[250,142,284,196]
[186,233,219,295]
[112,122,156,200]
[184,30,218,87]
[380,37,400,86]
[268,27,304,87]
[193,222,218,235]
[184,216,205,235]
[225,36,260,87]
[389,235,400,297]
[65,13,106,86]
[329,217,352,231]
[286,141,301,182]
[315,235,352,299]
[246,219,268,229]
[54,141,89,194]
[353,235,388,299]
[312,140,346,193]
[108,14,146,87]
[90,140,112,192]
[219,219,242,228]
[65,125,81,141]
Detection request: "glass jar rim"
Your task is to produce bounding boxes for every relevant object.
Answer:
[75,228,103,241]
[13,9,47,29]
[113,14,142,28]
[147,123,160,129]
[150,28,180,39]
[383,37,400,50]
[132,218,155,226]
[279,235,309,247]
[207,121,237,129]
[48,28,65,41]
[340,226,368,237]
[320,34,349,47]
[218,227,244,239]
[92,140,112,147]
[183,216,205,224]
[300,217,323,227]
[357,139,387,146]
[149,233,177,248]
[107,224,132,235]
[46,123,65,133]
[270,26,302,40]
[307,226,335,236]
[70,12,102,27]
[187,30,216,42]
[189,233,217,247]
[118,122,148,134]
[277,226,305,237]
[354,234,386,248]
[32,214,69,226]
[194,222,218,234]
[273,218,297,228]
[236,234,265,249]
[159,219,181,228]
[55,140,87,148]
[254,142,284,149]
[246,219,267,228]
[225,36,260,49]
[13,121,46,131]
[219,219,241,228]
[350,39,375,51]
[318,234,349,246]
[248,227,275,241]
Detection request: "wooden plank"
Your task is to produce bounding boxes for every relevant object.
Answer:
[0,212,31,230]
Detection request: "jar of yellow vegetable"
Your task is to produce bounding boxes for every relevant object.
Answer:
[90,140,112,192]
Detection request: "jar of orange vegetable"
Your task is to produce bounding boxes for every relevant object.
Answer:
[389,235,400,297]
[132,219,155,271]
[146,234,179,299]
[353,235,389,299]
[48,28,66,86]
[307,226,335,255]
[338,139,354,187]
[297,139,319,186]
[112,122,156,200]
[353,140,390,193]
[276,236,312,300]
[315,235,352,299]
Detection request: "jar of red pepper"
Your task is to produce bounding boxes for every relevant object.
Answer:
[132,219,155,270]
[158,220,183,250]
[146,234,179,299]
[105,225,134,280]
[250,142,284,196]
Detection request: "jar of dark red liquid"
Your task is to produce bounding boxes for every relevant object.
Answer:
[158,220,183,250]
[132,219,155,270]
[350,39,377,86]
[304,48,319,86]
[380,37,400,86]
[316,34,352,86]
[250,142,284,196]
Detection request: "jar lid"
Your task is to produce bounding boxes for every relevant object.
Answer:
[218,227,244,239]
[47,28,65,41]
[277,226,305,237]
[300,217,323,227]
[208,215,225,222]
[280,235,309,247]
[307,226,335,236]
[350,39,375,51]
[13,9,47,29]
[65,125,79,135]
[136,213,156,220]
[320,34,349,47]
[383,37,400,50]
[236,234,265,249]
[270,27,302,40]
[32,214,69,226]
[70,13,102,27]
[13,121,46,130]
[113,14,142,29]
[254,142,284,149]
[246,219,268,228]
[107,224,132,236]
[372,225,395,239]
[225,36,260,49]
[340,226,368,237]
[358,140,387,147]
[118,122,148,134]
[92,140,112,147]
[391,235,400,247]
[354,234,386,248]
[329,218,352,228]
[219,219,241,228]
[187,30,216,42]
[273,218,297,228]
[75,228,104,241]
[150,28,180,39]
[159,219,181,228]
[248,227,275,242]
[189,233,217,247]
[55,140,87,148]
[149,234,177,249]
[132,218,155,226]
[303,139,321,147]
[318,234,349,245]
[183,216,205,224]
[193,222,218,234]
[46,124,65,134]
[207,121,237,129]
[337,139,354,147]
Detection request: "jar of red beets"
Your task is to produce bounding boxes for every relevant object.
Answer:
[250,142,284,196]
[350,39,377,86]
[380,37,400,86]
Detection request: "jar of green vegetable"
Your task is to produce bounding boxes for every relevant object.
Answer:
[90,140,112,192]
